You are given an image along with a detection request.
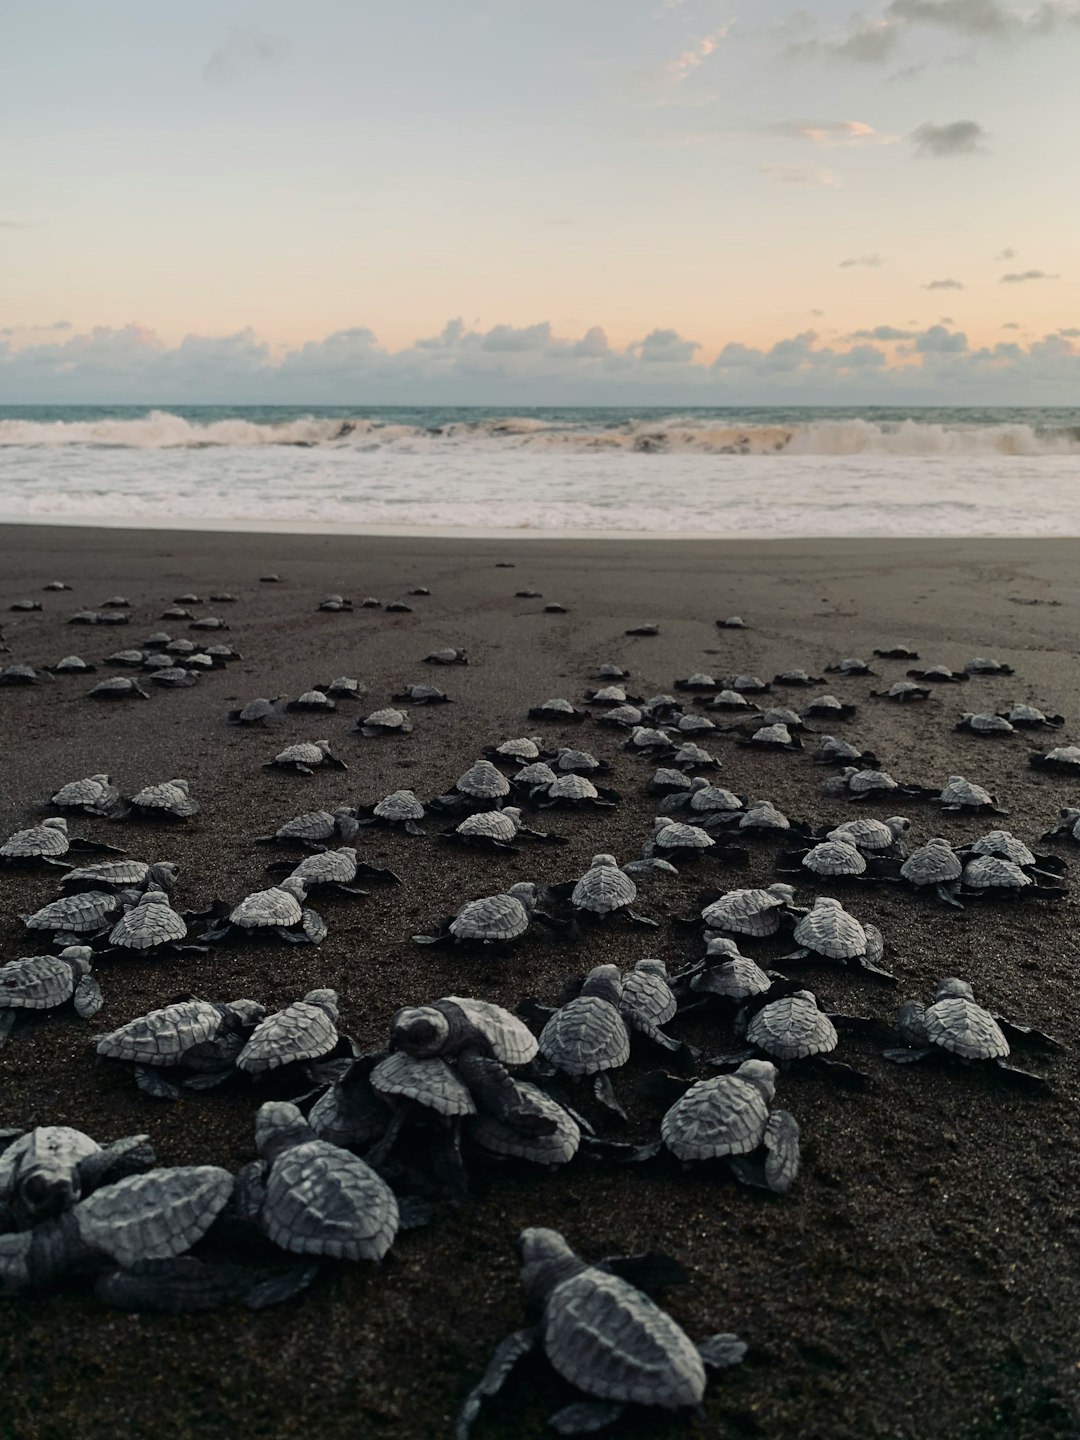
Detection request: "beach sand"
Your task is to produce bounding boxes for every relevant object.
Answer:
[2,525,1080,1440]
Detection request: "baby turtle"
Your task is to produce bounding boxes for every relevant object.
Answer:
[553,747,608,774]
[393,683,449,704]
[486,736,545,765]
[1,817,123,869]
[645,817,721,863]
[883,978,1057,1089]
[824,767,932,802]
[895,837,964,906]
[268,846,401,893]
[99,892,205,959]
[249,1102,398,1262]
[457,1227,746,1438]
[537,965,631,1114]
[704,689,757,712]
[97,997,266,1097]
[584,684,636,706]
[675,673,717,693]
[202,878,326,946]
[528,697,588,722]
[737,801,800,836]
[780,840,867,881]
[161,607,193,621]
[48,655,96,675]
[686,937,775,1007]
[255,808,360,849]
[10,599,43,612]
[874,645,919,660]
[0,946,102,1045]
[737,722,801,751]
[826,816,910,856]
[1043,807,1080,845]
[649,768,694,796]
[424,648,468,665]
[624,726,673,754]
[825,658,875,676]
[937,775,1006,814]
[667,778,744,821]
[119,778,199,820]
[597,703,645,729]
[359,596,382,608]
[962,830,1043,867]
[150,667,199,689]
[803,694,857,720]
[670,741,719,770]
[60,859,178,895]
[391,996,538,1066]
[961,855,1066,902]
[965,656,1014,676]
[88,676,150,700]
[0,1126,154,1228]
[437,759,512,810]
[591,663,630,680]
[512,761,557,791]
[356,789,426,835]
[264,740,347,774]
[998,703,1063,729]
[22,891,122,944]
[722,673,770,694]
[907,664,967,684]
[772,668,823,688]
[190,616,229,631]
[468,1076,581,1169]
[871,681,930,703]
[385,599,412,612]
[515,589,542,598]
[286,691,336,713]
[0,665,50,687]
[956,712,1014,736]
[442,808,557,852]
[733,987,842,1070]
[1030,745,1080,774]
[700,883,798,938]
[49,773,121,816]
[618,958,683,1051]
[228,697,288,727]
[564,854,653,925]
[415,882,543,947]
[717,615,746,627]
[354,706,413,736]
[44,581,72,591]
[783,898,893,982]
[533,773,620,809]
[237,990,340,1073]
[316,676,366,699]
[625,622,659,636]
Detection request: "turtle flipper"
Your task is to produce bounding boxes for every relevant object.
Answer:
[549,1401,626,1434]
[993,1059,1051,1092]
[78,1135,155,1192]
[69,837,126,855]
[134,1064,182,1100]
[626,909,659,928]
[882,1046,932,1065]
[455,1327,539,1440]
[935,883,964,909]
[73,974,104,1018]
[812,1056,870,1089]
[992,1016,1063,1051]
[762,1109,800,1193]
[592,1071,627,1121]
[597,1250,688,1289]
[0,1012,17,1047]
[698,1333,749,1371]
[244,1262,320,1310]
[854,956,898,985]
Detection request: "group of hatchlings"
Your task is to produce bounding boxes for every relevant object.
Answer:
[3,584,1079,1437]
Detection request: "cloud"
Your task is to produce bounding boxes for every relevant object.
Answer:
[1060,327,1080,337]
[888,0,1013,34]
[631,26,731,98]
[0,219,33,229]
[632,329,701,363]
[914,324,968,352]
[851,325,916,339]
[995,247,1017,260]
[203,27,286,85]
[1001,269,1059,282]
[1002,322,1020,329]
[790,1,1080,66]
[840,254,884,268]
[911,120,986,156]
[761,165,839,186]
[769,119,894,146]
[923,278,964,289]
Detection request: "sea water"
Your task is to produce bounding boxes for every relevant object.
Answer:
[0,404,1077,535]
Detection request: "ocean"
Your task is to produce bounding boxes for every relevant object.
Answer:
[0,404,1078,536]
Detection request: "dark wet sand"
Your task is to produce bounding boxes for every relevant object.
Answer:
[2,526,1080,1440]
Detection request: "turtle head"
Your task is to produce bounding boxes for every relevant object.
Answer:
[303,989,339,1020]
[278,876,309,901]
[705,935,741,959]
[765,883,796,903]
[314,740,332,755]
[1060,807,1080,821]
[515,1227,581,1304]
[59,945,93,978]
[813,896,843,910]
[507,882,538,913]
[581,964,622,1005]
[634,957,668,979]
[502,807,524,825]
[590,853,618,869]
[927,836,952,847]
[147,862,181,892]
[390,1005,449,1057]
[650,817,674,835]
[224,999,267,1029]
[139,890,171,907]
[255,1101,312,1158]
[167,779,191,795]
[42,817,68,834]
[886,816,911,838]
[737,1059,779,1100]
[935,977,975,1002]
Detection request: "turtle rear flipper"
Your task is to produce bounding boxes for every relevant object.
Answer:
[355,862,403,884]
[992,1016,1063,1051]
[182,1070,234,1092]
[883,1046,932,1065]
[936,883,964,909]
[413,920,454,945]
[301,908,327,944]
[95,1257,252,1313]
[549,1401,626,1434]
[626,909,659,929]
[854,955,898,985]
[598,1250,689,1290]
[79,1136,156,1191]
[698,1333,749,1371]
[592,1072,627,1120]
[812,1056,870,1089]
[73,974,104,1018]
[762,1109,800,1192]
[244,1261,321,1310]
[134,1065,182,1100]
[994,1059,1051,1092]
[0,1012,17,1047]
[455,1327,539,1440]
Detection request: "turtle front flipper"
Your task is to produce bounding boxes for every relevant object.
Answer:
[993,1059,1052,1092]
[69,838,127,855]
[549,1400,626,1434]
[244,1261,321,1309]
[355,862,403,884]
[882,1047,933,1065]
[73,974,104,1019]
[854,955,898,985]
[134,1065,182,1100]
[811,1056,870,1089]
[0,1012,16,1048]
[992,1015,1063,1051]
[697,1333,749,1371]
[626,909,659,929]
[592,1072,627,1121]
[455,1327,540,1440]
[77,1136,155,1193]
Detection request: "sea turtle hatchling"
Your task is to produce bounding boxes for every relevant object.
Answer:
[674,673,717,692]
[96,997,267,1098]
[779,840,867,881]
[722,673,770,694]
[591,663,630,680]
[189,616,229,631]
[48,655,96,675]
[737,722,801,751]
[596,703,644,729]
[962,831,1043,867]
[0,1165,235,1294]
[467,1075,581,1169]
[803,694,857,720]
[98,892,207,959]
[685,937,775,1007]
[1043,808,1080,846]
[414,883,546,947]
[703,689,757,712]
[49,774,121,816]
[552,748,609,774]
[623,725,673,754]
[870,681,930,703]
[895,838,964,907]
[907,665,968,684]
[649,768,694,796]
[316,676,366,699]
[393,683,450,704]
[255,808,361,848]
[625,622,660,636]
[456,1226,746,1439]
[286,691,336,713]
[22,891,123,945]
[8,600,42,613]
[772,668,824,688]
[644,817,722,864]
[354,706,413,737]
[236,990,340,1073]
[956,713,1014,736]
[965,657,1014,676]
[528,698,588,722]
[105,649,147,667]
[825,816,910,856]
[60,860,179,895]
[559,854,655,926]
[485,736,546,765]
[390,996,538,1066]
[874,645,919,660]
[0,946,103,1045]
[960,855,1066,902]
[937,775,1007,814]
[719,987,847,1075]
[355,789,426,835]
[267,846,402,893]
[782,898,893,982]
[717,615,746,627]
[43,581,72,591]
[536,965,632,1115]
[88,676,150,700]
[317,595,353,612]
[424,648,468,665]
[882,978,1059,1089]
[245,1102,399,1262]
[263,740,347,775]
[531,773,621,809]
[441,808,559,852]
[432,759,511,813]
[700,884,799,938]
[119,778,199,820]
[512,762,557,791]
[825,658,875,676]
[824,767,932,802]
[737,801,801,837]
[1,817,124,868]
[583,685,637,706]
[663,778,744,820]
[0,1126,155,1228]
[203,878,327,946]
[998,703,1063,729]
[1029,745,1080,775]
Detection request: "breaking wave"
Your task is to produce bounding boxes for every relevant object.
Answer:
[2,410,1080,456]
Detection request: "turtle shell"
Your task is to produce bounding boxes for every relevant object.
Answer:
[373,790,425,821]
[571,860,636,915]
[539,997,630,1075]
[689,785,742,814]
[450,892,531,942]
[626,727,671,749]
[747,993,837,1060]
[725,674,768,693]
[675,714,715,734]
[801,841,866,877]
[293,690,335,709]
[692,955,772,1002]
[0,955,80,1010]
[237,997,338,1071]
[457,811,519,843]
[470,1085,580,1165]
[963,856,1032,891]
[901,842,962,886]
[848,770,898,793]
[939,777,994,807]
[262,1140,398,1261]
[653,821,713,852]
[709,690,752,710]
[924,997,1009,1060]
[370,1052,476,1116]
[543,1269,706,1408]
[0,1126,100,1208]
[73,1166,234,1265]
[129,780,198,817]
[621,962,676,1026]
[456,761,511,800]
[2,822,69,859]
[651,768,692,793]
[88,677,146,698]
[97,1000,226,1064]
[230,885,304,929]
[273,742,330,767]
[827,818,899,852]
[516,763,558,788]
[963,713,1013,734]
[969,831,1035,866]
[546,774,599,802]
[554,748,602,773]
[590,686,628,704]
[661,1075,769,1160]
[442,997,539,1065]
[51,775,119,811]
[24,890,119,934]
[793,899,867,958]
[739,802,789,831]
[108,895,188,950]
[495,737,543,761]
[359,707,411,732]
[273,810,340,842]
[289,848,358,885]
[599,705,644,727]
[701,888,787,936]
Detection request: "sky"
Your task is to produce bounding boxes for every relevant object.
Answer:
[1,0,1079,403]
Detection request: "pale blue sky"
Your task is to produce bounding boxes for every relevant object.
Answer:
[1,0,1078,400]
